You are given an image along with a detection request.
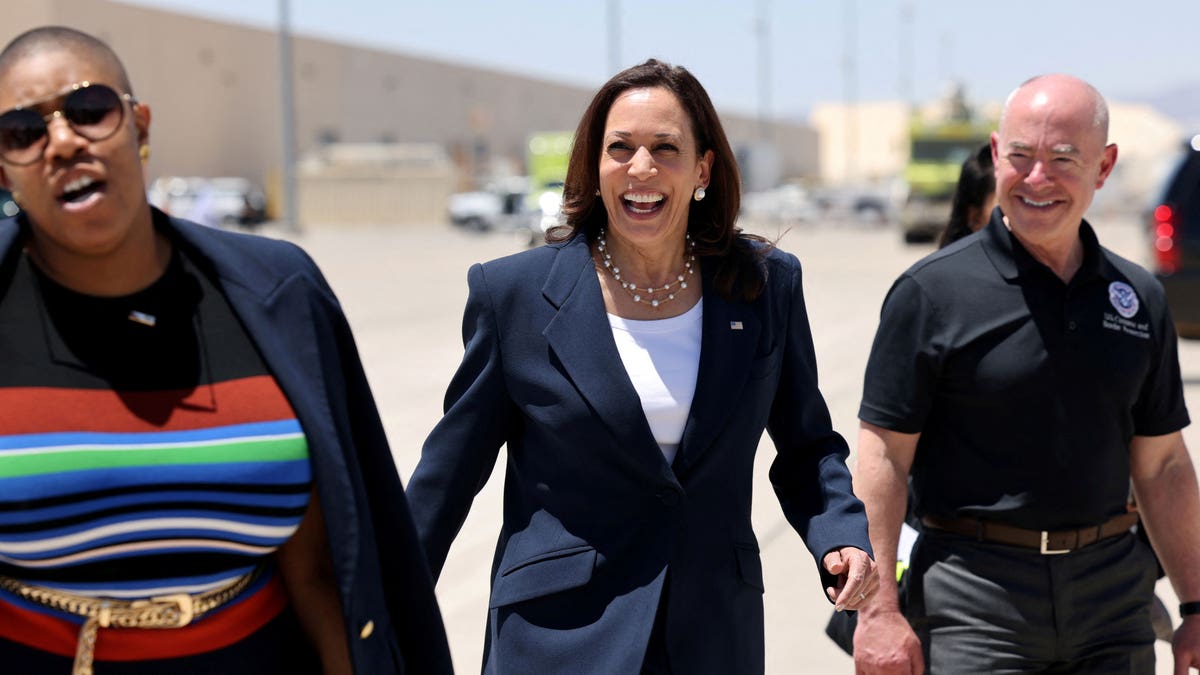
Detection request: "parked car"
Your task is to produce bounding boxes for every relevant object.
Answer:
[0,189,18,218]
[527,180,564,246]
[814,186,896,226]
[741,184,819,225]
[1148,135,1200,337]
[148,176,267,229]
[447,189,522,232]
[448,176,548,246]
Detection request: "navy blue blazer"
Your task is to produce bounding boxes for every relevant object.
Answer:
[407,233,871,674]
[0,210,453,675]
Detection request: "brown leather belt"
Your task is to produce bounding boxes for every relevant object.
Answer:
[921,512,1139,555]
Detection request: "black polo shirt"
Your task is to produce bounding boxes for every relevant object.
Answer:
[860,211,1189,530]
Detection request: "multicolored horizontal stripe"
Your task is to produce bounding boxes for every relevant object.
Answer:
[0,375,299,433]
[0,375,311,599]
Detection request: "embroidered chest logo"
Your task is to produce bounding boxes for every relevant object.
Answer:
[1103,281,1150,339]
[1108,281,1139,319]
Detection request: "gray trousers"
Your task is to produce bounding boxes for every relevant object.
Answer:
[907,529,1157,674]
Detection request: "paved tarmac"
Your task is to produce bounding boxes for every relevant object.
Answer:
[276,212,1193,673]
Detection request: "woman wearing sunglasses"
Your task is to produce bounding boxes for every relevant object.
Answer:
[0,26,452,675]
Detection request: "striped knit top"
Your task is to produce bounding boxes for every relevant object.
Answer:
[0,245,311,604]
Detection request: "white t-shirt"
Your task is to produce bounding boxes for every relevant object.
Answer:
[607,301,703,464]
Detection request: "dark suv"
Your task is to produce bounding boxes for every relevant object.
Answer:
[1149,137,1200,337]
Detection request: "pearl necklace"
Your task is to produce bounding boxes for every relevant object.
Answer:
[596,228,696,308]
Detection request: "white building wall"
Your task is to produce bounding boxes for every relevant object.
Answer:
[810,101,911,185]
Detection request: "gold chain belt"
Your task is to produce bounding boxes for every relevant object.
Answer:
[0,569,259,675]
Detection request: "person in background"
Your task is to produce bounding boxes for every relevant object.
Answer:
[853,74,1200,674]
[406,58,876,674]
[936,143,995,249]
[0,26,451,674]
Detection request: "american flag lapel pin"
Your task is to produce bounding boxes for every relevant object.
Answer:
[730,321,743,330]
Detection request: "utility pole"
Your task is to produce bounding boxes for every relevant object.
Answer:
[899,1,914,107]
[607,0,621,76]
[756,0,772,143]
[843,0,858,185]
[278,0,299,233]
[939,31,953,89]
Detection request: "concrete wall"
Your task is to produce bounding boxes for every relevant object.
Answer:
[3,4,53,32]
[296,144,455,227]
[1104,102,1187,208]
[809,100,912,185]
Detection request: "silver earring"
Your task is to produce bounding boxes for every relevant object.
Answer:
[693,186,706,202]
[595,188,600,196]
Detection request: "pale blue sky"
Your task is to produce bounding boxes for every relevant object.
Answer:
[116,0,1197,119]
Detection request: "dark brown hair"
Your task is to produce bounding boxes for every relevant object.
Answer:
[548,59,770,302]
[937,143,994,248]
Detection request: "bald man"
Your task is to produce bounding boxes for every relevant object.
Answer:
[852,74,1200,674]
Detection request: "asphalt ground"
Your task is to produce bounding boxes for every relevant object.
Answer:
[271,212,1193,673]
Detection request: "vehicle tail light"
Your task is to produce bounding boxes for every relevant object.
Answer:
[1154,204,1180,274]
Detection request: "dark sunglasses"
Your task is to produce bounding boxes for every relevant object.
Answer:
[0,82,137,166]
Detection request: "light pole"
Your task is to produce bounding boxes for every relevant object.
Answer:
[899,1,914,107]
[607,0,621,76]
[843,0,858,185]
[939,31,953,89]
[756,0,772,143]
[278,0,299,233]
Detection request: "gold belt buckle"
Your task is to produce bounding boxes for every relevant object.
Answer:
[130,592,196,627]
[1040,530,1070,555]
[0,571,256,675]
[74,591,206,674]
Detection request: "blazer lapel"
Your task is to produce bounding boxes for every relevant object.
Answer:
[541,237,665,471]
[675,263,760,471]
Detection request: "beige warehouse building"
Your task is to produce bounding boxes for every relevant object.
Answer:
[2,0,819,224]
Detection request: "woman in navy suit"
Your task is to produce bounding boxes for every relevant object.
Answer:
[407,59,876,674]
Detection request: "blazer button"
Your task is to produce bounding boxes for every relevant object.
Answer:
[359,620,375,639]
[658,490,680,506]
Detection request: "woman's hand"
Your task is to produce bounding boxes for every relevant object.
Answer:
[822,546,879,612]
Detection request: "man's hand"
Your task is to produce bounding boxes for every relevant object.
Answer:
[854,607,924,675]
[852,422,922,673]
[823,546,878,612]
[1174,615,1200,675]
